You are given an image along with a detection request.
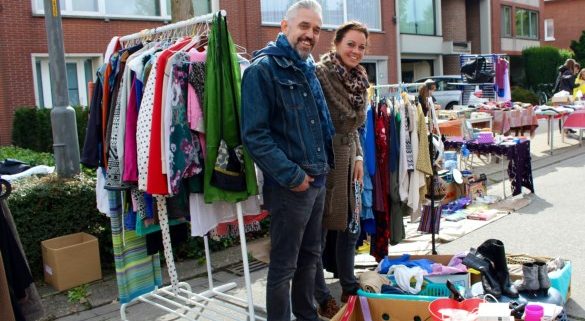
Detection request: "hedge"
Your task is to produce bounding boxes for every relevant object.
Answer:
[511,86,538,105]
[522,46,572,90]
[12,106,89,154]
[6,174,113,279]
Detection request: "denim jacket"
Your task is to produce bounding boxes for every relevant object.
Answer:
[241,35,334,189]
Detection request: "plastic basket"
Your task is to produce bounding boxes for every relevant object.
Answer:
[357,277,454,302]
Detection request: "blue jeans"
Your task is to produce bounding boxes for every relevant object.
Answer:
[264,184,325,321]
[314,227,360,305]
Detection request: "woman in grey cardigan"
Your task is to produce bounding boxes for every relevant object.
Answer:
[314,21,369,319]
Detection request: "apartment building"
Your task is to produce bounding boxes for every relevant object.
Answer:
[402,0,544,80]
[543,0,585,49]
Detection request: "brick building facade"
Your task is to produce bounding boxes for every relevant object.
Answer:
[0,0,399,146]
[0,1,162,145]
[0,0,545,146]
[543,0,585,49]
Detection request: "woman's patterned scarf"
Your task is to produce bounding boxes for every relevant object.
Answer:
[324,51,370,111]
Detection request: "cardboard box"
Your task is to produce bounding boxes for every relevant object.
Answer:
[42,232,102,291]
[332,296,431,321]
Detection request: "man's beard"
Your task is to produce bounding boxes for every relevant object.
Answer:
[293,37,314,60]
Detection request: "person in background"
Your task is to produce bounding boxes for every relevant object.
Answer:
[574,69,585,100]
[574,62,581,76]
[240,1,335,320]
[555,58,578,93]
[312,21,369,319]
[418,79,438,115]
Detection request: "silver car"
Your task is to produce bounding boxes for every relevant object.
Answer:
[411,75,463,110]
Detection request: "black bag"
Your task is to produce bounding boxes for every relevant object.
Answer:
[211,140,246,191]
[461,57,495,84]
[210,14,247,192]
[0,159,31,175]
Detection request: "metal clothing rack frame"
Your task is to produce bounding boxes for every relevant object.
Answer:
[117,10,265,321]
[371,83,421,98]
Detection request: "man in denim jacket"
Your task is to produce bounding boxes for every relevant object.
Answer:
[241,1,334,320]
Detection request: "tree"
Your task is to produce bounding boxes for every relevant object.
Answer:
[570,30,585,68]
[171,0,195,22]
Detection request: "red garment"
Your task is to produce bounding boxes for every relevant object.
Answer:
[371,104,391,262]
[146,39,191,195]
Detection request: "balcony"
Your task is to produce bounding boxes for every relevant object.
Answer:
[442,40,472,54]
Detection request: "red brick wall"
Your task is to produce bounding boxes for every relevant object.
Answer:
[543,0,585,49]
[0,1,162,145]
[443,55,462,75]
[466,0,481,54]
[220,0,398,83]
[0,1,399,145]
[442,0,467,42]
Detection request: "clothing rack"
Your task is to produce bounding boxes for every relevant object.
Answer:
[459,54,509,104]
[116,10,265,321]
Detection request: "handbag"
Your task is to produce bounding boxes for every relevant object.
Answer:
[210,15,247,192]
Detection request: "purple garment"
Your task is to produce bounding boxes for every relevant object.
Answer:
[495,58,507,89]
[444,140,534,196]
[429,253,468,275]
[122,77,139,183]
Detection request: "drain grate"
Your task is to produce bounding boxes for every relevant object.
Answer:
[224,259,268,276]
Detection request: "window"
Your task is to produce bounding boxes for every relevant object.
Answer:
[32,0,171,20]
[193,0,212,17]
[515,8,538,39]
[260,0,381,30]
[501,6,512,37]
[399,0,436,36]
[545,19,555,41]
[33,55,100,108]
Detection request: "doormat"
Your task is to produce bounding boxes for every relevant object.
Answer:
[224,258,268,277]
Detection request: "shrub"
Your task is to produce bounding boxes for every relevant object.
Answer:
[522,46,565,90]
[6,174,113,279]
[511,86,538,105]
[570,30,585,68]
[12,106,89,153]
[0,146,55,167]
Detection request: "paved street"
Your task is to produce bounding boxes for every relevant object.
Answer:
[55,147,585,320]
[439,150,585,320]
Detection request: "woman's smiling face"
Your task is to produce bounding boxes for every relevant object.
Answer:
[335,29,367,69]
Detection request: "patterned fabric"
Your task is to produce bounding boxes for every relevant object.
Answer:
[154,196,179,294]
[322,51,369,111]
[418,203,442,234]
[137,53,160,191]
[168,61,204,195]
[109,191,162,304]
[189,62,206,100]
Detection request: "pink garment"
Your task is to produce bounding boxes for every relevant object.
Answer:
[123,78,139,183]
[187,48,207,157]
[429,254,468,275]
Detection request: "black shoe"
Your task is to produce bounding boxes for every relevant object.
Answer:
[477,239,519,298]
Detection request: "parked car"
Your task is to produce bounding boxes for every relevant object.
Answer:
[409,75,464,110]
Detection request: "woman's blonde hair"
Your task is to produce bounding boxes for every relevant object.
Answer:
[579,68,585,80]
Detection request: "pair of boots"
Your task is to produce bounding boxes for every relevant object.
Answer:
[515,261,551,294]
[462,239,518,298]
